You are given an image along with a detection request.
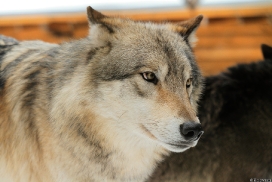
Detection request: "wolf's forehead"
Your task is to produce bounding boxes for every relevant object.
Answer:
[119,25,193,74]
[119,23,184,46]
[94,22,198,83]
[116,24,191,62]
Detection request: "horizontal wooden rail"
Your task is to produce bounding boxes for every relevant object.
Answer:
[0,5,271,26]
[0,5,271,75]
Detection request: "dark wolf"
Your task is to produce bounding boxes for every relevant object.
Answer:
[150,44,272,182]
[0,7,204,182]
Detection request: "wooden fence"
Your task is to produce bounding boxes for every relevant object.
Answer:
[0,5,271,75]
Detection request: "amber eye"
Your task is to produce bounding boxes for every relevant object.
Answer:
[141,72,158,84]
[186,78,192,88]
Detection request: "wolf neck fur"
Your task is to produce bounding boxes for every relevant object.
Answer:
[0,37,168,181]
[45,59,169,181]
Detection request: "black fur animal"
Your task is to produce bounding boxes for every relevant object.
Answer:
[150,44,272,182]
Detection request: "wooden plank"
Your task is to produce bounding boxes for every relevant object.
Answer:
[194,47,263,62]
[198,61,238,75]
[196,35,272,49]
[197,59,263,76]
[1,23,271,45]
[0,6,269,77]
[197,24,272,36]
[0,5,271,26]
[73,23,88,38]
[0,26,71,43]
[0,23,89,42]
[203,16,270,25]
[97,5,272,21]
[2,23,271,43]
[0,13,88,26]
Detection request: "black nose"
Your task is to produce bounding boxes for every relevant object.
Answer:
[180,122,204,141]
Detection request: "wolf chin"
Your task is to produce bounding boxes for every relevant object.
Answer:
[0,7,203,182]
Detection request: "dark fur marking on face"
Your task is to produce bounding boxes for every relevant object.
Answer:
[103,74,132,81]
[155,32,201,94]
[183,49,201,88]
[132,82,146,97]
[163,44,174,61]
[87,49,97,63]
[156,36,174,60]
[155,35,180,79]
[86,42,112,64]
[92,64,134,83]
[158,30,198,87]
[184,39,192,50]
[99,22,114,34]
[156,32,173,58]
[91,62,147,87]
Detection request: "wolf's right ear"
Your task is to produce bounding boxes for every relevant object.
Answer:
[87,6,107,24]
[261,44,272,60]
[86,6,114,34]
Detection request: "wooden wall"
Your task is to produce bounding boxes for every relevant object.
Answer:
[0,5,271,75]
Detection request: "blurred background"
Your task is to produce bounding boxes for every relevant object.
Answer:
[0,0,271,75]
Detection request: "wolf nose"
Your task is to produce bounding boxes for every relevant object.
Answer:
[180,122,204,141]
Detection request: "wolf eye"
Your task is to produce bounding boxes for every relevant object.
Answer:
[141,72,158,84]
[186,78,192,88]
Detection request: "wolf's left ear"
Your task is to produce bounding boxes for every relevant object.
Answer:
[174,15,203,46]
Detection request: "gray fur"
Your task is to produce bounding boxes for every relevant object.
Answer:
[0,7,203,182]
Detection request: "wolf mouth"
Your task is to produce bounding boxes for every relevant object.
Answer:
[140,125,193,149]
[167,143,191,148]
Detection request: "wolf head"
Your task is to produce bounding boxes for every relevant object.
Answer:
[85,7,204,153]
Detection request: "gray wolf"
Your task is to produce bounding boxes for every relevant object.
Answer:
[0,7,204,182]
[150,44,272,182]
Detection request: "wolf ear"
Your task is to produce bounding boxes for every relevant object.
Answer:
[261,44,272,60]
[174,15,203,46]
[87,6,107,24]
[86,6,114,33]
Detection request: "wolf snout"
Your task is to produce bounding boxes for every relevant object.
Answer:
[180,122,204,141]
